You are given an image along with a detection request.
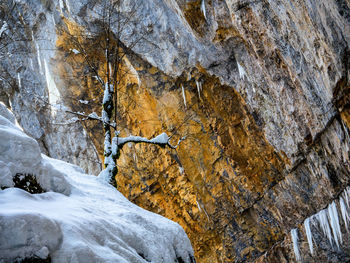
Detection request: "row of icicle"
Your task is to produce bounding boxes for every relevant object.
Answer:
[291,186,350,261]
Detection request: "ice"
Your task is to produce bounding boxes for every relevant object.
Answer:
[59,0,64,12]
[237,62,246,79]
[328,201,342,248]
[340,196,350,231]
[201,0,207,20]
[316,209,333,246]
[304,217,314,255]
[32,32,43,75]
[196,200,201,212]
[196,80,202,99]
[0,21,8,37]
[0,107,195,263]
[291,228,301,261]
[124,57,141,87]
[182,85,187,108]
[17,73,21,89]
[179,166,184,175]
[64,0,71,13]
[44,59,61,111]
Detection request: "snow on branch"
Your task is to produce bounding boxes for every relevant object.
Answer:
[116,133,186,149]
[65,110,116,129]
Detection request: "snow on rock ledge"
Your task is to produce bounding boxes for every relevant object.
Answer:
[0,104,195,263]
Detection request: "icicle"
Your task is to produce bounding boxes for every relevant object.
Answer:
[340,196,350,231]
[345,187,350,208]
[328,201,342,248]
[59,0,64,13]
[64,0,71,13]
[317,209,333,246]
[17,73,21,89]
[291,229,301,261]
[32,32,43,75]
[35,42,43,74]
[201,0,207,21]
[304,217,314,255]
[237,62,246,79]
[181,85,187,108]
[109,62,112,76]
[179,166,184,175]
[30,58,34,70]
[0,21,8,37]
[44,59,60,111]
[196,200,202,212]
[196,80,201,99]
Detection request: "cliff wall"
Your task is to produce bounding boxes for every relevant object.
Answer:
[1,0,350,262]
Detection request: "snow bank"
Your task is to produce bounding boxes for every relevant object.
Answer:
[0,104,195,263]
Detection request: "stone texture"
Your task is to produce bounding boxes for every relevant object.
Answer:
[0,0,101,174]
[1,0,350,262]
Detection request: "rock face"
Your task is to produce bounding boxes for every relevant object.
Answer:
[1,0,350,262]
[0,0,101,175]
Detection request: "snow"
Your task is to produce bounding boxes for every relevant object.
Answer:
[78,99,89,104]
[181,85,187,108]
[103,82,111,104]
[116,132,170,146]
[88,112,100,119]
[201,0,207,21]
[151,132,170,144]
[304,217,314,255]
[71,48,80,54]
[291,228,301,261]
[0,106,195,262]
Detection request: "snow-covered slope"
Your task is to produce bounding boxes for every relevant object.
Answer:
[0,103,195,263]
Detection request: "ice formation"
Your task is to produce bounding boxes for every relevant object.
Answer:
[196,80,202,99]
[32,31,43,75]
[201,0,207,20]
[0,104,195,263]
[317,209,334,246]
[292,187,350,260]
[182,85,187,108]
[237,62,246,79]
[304,217,313,255]
[328,201,342,248]
[291,228,301,261]
[0,21,8,37]
[44,59,61,109]
[340,195,350,231]
[17,73,21,89]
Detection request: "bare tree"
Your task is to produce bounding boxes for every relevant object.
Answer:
[59,0,184,187]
